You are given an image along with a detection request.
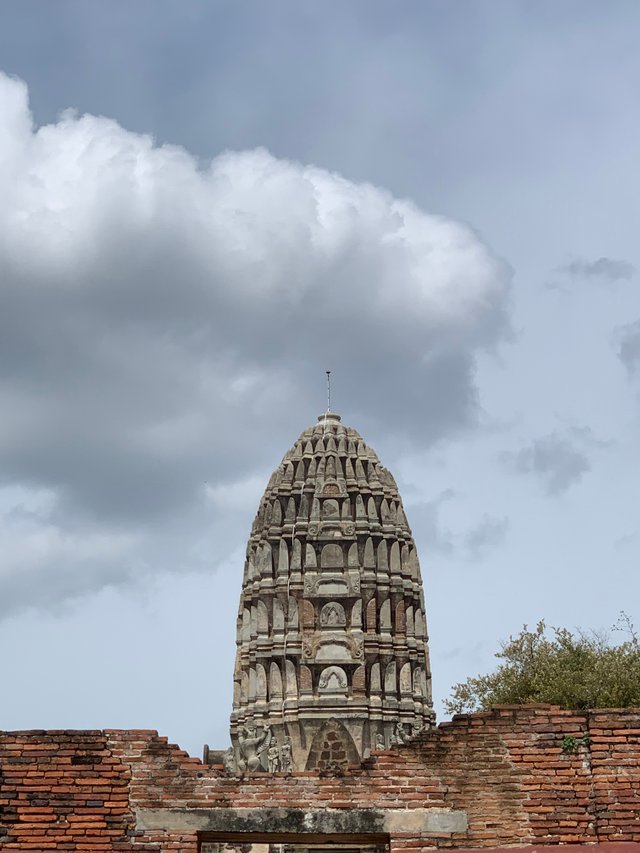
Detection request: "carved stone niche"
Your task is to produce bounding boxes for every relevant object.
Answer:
[318,665,348,695]
[320,479,346,498]
[322,498,340,520]
[319,601,346,628]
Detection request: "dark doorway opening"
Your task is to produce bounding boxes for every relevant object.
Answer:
[199,833,390,853]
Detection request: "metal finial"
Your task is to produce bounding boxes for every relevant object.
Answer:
[326,370,331,412]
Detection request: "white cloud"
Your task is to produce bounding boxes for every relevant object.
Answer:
[0,71,511,615]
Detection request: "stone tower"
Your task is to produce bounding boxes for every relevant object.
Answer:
[229,412,434,774]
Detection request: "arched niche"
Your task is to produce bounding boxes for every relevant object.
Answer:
[406,604,415,636]
[379,598,391,632]
[320,543,343,568]
[256,664,267,701]
[351,599,362,629]
[287,596,299,629]
[285,660,298,697]
[241,608,251,643]
[260,542,273,577]
[305,719,359,771]
[363,537,375,568]
[299,665,312,693]
[319,601,346,628]
[412,666,423,697]
[370,662,381,693]
[256,600,269,635]
[415,608,425,639]
[384,661,397,696]
[285,496,296,523]
[305,543,317,568]
[366,598,377,632]
[367,496,378,523]
[301,599,315,630]
[277,540,289,574]
[317,665,348,695]
[291,539,302,571]
[399,662,412,695]
[389,541,401,573]
[269,662,283,698]
[273,598,285,633]
[322,498,340,520]
[352,664,366,695]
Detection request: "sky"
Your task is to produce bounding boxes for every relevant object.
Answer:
[1,1,639,757]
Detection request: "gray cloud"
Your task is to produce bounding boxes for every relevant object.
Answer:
[616,319,640,375]
[554,257,636,285]
[409,492,508,563]
[0,72,511,615]
[504,432,591,495]
[463,515,509,560]
[411,490,456,556]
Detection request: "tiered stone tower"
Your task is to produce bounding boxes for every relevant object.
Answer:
[229,412,434,773]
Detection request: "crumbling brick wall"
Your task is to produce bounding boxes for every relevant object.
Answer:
[2,706,640,851]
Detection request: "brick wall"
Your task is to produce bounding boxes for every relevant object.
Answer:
[2,706,640,851]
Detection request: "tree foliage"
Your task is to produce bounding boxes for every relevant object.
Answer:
[445,615,640,715]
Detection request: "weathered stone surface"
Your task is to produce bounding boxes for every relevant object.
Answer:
[135,806,467,835]
[230,412,434,772]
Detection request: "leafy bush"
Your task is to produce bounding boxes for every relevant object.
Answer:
[445,614,640,715]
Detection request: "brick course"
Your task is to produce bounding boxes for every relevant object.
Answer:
[2,706,640,851]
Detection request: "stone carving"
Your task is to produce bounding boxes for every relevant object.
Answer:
[395,722,410,744]
[237,724,271,772]
[374,733,385,750]
[318,666,348,693]
[267,737,280,772]
[223,747,237,775]
[320,601,346,627]
[280,736,293,773]
[322,498,340,518]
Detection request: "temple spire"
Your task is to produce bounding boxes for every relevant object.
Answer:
[227,413,434,775]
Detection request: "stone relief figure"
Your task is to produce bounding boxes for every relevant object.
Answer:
[223,747,237,775]
[374,733,385,751]
[394,722,409,745]
[280,736,293,773]
[320,601,346,628]
[237,723,271,772]
[267,737,280,772]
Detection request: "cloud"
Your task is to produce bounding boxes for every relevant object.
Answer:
[550,256,636,289]
[409,491,508,563]
[616,319,640,375]
[463,515,509,560]
[411,490,456,556]
[0,71,511,615]
[561,257,635,281]
[503,432,591,495]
